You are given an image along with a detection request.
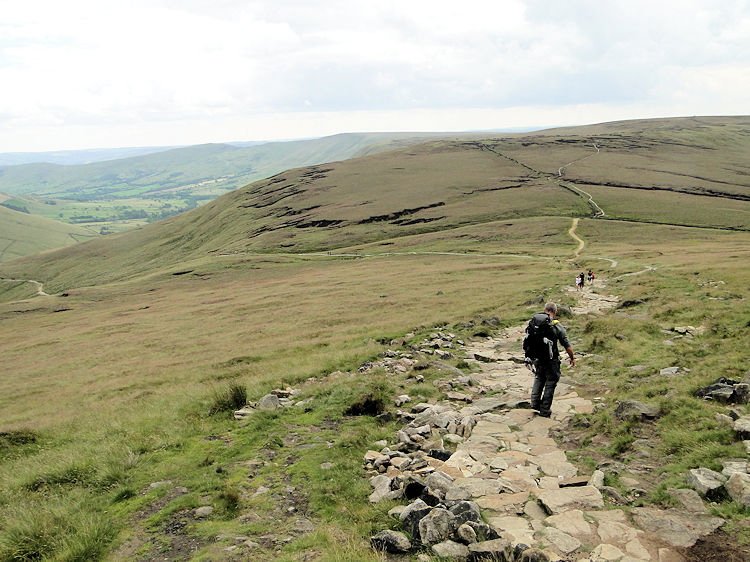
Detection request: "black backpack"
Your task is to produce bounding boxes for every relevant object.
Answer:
[523,313,556,363]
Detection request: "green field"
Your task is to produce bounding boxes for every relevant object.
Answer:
[1,117,749,561]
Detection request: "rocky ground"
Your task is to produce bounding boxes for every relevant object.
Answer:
[364,281,747,561]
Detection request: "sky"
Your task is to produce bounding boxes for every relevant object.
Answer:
[1,0,749,152]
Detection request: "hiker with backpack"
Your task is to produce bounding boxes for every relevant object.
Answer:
[523,302,575,418]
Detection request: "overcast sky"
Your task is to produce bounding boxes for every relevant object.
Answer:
[1,0,749,152]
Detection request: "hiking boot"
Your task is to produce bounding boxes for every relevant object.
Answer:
[537,411,551,418]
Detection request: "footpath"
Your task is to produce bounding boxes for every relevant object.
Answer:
[366,280,725,561]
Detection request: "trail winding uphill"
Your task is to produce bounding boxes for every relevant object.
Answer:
[365,276,723,560]
[568,218,585,257]
[0,277,49,296]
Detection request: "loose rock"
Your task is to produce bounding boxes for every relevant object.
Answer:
[726,472,750,508]
[432,539,470,559]
[418,507,456,545]
[613,399,660,420]
[370,530,411,553]
[257,393,281,410]
[687,467,727,499]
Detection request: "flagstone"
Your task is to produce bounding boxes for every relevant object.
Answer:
[522,415,559,433]
[498,467,539,492]
[597,520,642,543]
[527,435,557,446]
[588,543,627,561]
[494,450,532,467]
[510,441,533,453]
[476,491,530,512]
[488,515,536,544]
[535,451,578,478]
[538,527,581,554]
[453,477,503,497]
[586,509,628,523]
[524,500,548,520]
[529,444,559,456]
[625,538,651,560]
[538,476,561,489]
[505,409,537,425]
[444,450,487,476]
[545,510,592,537]
[538,486,604,514]
[471,421,512,438]
[488,456,509,472]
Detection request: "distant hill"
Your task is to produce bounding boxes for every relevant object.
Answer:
[0,133,448,200]
[1,115,748,292]
[0,205,98,262]
[0,145,186,166]
[0,132,453,233]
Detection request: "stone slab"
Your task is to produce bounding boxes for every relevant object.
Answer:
[538,486,604,514]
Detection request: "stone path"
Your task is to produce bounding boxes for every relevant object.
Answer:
[368,280,725,560]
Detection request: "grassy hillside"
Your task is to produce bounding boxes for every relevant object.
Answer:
[0,133,451,234]
[0,205,98,263]
[0,116,749,560]
[1,117,748,294]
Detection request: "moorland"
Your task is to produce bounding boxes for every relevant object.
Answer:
[0,132,452,237]
[0,116,748,561]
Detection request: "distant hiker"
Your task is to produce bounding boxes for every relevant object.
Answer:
[579,272,585,288]
[522,302,575,418]
[591,271,595,283]
[575,275,582,290]
[587,269,593,282]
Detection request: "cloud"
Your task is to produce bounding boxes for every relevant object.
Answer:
[0,0,748,150]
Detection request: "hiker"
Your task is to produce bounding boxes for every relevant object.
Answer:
[587,269,593,282]
[579,272,585,288]
[575,275,582,290]
[523,302,575,418]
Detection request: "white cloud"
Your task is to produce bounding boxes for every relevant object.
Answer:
[0,0,748,151]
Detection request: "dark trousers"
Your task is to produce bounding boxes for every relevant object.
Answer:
[530,360,561,417]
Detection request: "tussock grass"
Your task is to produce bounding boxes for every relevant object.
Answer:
[207,383,247,415]
[0,500,116,562]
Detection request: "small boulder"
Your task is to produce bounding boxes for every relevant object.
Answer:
[419,508,457,545]
[400,499,432,538]
[429,448,453,461]
[455,523,477,544]
[425,471,454,494]
[194,506,213,518]
[449,500,483,526]
[726,472,750,508]
[688,468,727,500]
[588,469,605,489]
[468,538,513,560]
[473,352,493,363]
[668,488,708,514]
[734,415,750,438]
[395,394,411,407]
[696,378,740,402]
[465,520,500,541]
[432,539,469,559]
[371,530,411,553]
[257,393,281,410]
[388,505,406,519]
[519,547,551,561]
[613,399,660,420]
